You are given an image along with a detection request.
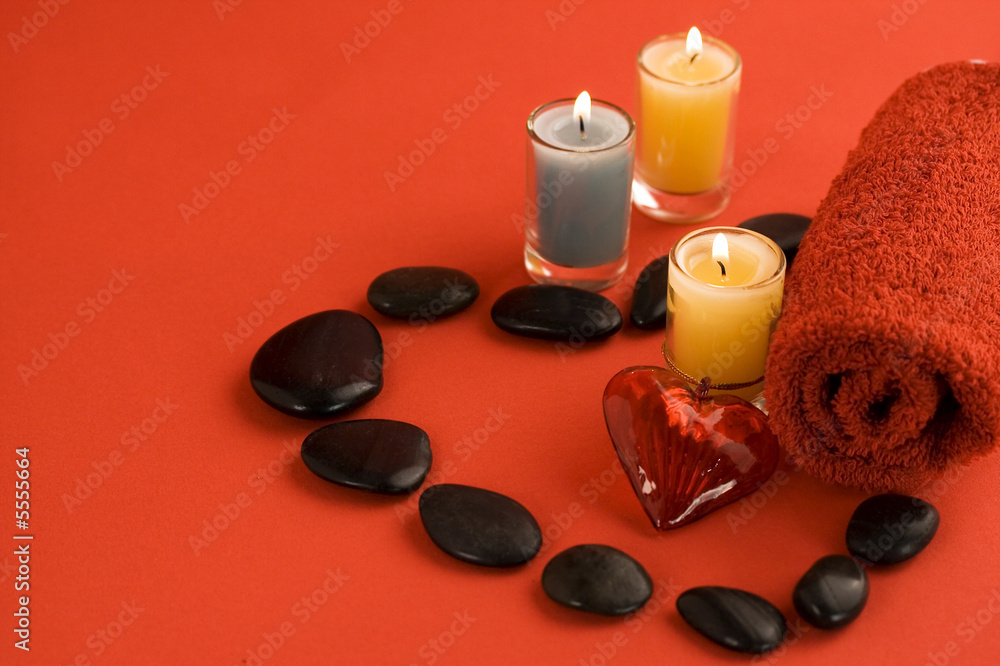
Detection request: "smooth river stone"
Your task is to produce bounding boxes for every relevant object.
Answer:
[491,285,622,341]
[676,586,787,654]
[301,420,431,495]
[250,310,383,419]
[793,555,869,629]
[737,213,812,267]
[367,266,479,320]
[418,484,542,567]
[541,544,653,616]
[846,493,940,565]
[629,254,670,330]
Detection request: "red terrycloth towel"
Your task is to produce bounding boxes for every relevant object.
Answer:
[765,61,1000,491]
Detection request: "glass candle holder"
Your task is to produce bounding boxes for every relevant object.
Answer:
[524,97,636,291]
[665,227,785,402]
[633,32,741,224]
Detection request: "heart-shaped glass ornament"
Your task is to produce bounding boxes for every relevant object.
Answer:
[603,366,779,530]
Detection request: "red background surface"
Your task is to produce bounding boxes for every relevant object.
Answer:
[3,1,1000,664]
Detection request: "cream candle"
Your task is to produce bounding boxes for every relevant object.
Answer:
[634,28,741,223]
[665,227,785,401]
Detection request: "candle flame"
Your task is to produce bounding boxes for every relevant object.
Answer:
[686,26,703,60]
[574,91,592,129]
[712,232,729,265]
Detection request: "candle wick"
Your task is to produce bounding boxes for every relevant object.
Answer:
[689,52,699,65]
[717,260,728,280]
[579,115,586,139]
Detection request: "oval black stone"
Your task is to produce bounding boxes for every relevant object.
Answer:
[418,484,541,567]
[249,310,382,419]
[793,555,869,629]
[737,213,812,267]
[629,254,670,330]
[367,266,479,320]
[846,493,939,565]
[676,586,787,654]
[542,544,653,616]
[490,285,622,341]
[301,420,431,495]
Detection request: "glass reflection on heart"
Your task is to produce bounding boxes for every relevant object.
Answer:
[603,366,779,530]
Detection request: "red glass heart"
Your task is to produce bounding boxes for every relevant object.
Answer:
[603,366,779,530]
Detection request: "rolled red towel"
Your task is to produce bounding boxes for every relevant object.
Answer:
[765,61,1000,491]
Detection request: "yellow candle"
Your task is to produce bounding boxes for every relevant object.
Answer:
[666,227,785,401]
[687,233,760,285]
[636,29,741,195]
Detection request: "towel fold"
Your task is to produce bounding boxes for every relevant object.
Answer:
[765,61,1000,491]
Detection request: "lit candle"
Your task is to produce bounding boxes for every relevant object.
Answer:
[525,92,636,291]
[665,227,785,401]
[634,28,741,223]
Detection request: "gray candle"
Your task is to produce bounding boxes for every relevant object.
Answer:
[524,93,635,291]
